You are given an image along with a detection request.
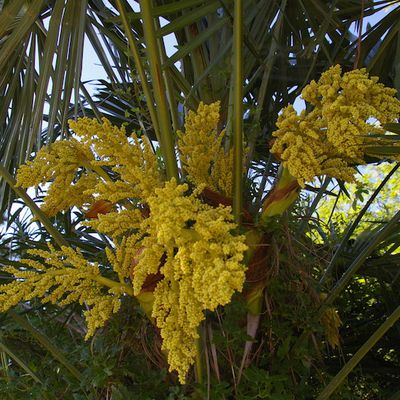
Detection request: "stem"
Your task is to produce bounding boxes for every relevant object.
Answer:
[155,17,180,132]
[140,0,178,181]
[195,334,204,384]
[93,275,134,297]
[115,0,161,143]
[29,268,134,297]
[0,341,42,383]
[245,0,286,170]
[9,311,83,382]
[232,0,243,224]
[353,0,365,69]
[317,305,400,400]
[81,160,110,182]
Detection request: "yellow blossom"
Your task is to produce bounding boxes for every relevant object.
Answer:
[272,65,400,186]
[69,117,163,201]
[94,180,137,204]
[132,179,248,382]
[106,234,142,281]
[16,139,98,216]
[0,245,121,340]
[16,117,163,217]
[41,173,100,216]
[178,102,233,197]
[320,307,342,349]
[85,209,143,240]
[13,114,248,382]
[212,147,234,198]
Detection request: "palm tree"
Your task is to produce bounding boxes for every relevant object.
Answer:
[1,0,400,398]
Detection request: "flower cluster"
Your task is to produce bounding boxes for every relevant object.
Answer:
[320,307,342,349]
[5,104,248,382]
[178,101,233,197]
[132,179,247,382]
[16,139,98,216]
[271,65,400,186]
[68,117,163,202]
[0,245,121,339]
[16,117,163,215]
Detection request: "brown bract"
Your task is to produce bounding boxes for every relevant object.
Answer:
[200,187,253,224]
[85,200,113,218]
[130,247,165,293]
